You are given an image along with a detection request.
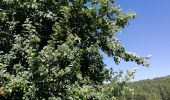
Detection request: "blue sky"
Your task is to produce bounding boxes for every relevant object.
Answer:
[103,0,170,81]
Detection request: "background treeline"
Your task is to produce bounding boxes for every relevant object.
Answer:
[121,75,170,100]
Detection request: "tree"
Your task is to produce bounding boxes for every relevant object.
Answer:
[0,0,150,99]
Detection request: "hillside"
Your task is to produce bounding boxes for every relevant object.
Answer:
[125,75,170,100]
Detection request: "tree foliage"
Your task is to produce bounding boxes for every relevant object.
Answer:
[121,76,170,100]
[0,0,149,99]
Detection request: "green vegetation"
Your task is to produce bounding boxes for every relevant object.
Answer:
[0,0,149,99]
[121,76,170,100]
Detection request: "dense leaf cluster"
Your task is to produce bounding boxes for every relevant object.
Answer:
[0,0,149,99]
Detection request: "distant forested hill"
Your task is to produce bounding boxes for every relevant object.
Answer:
[121,75,170,100]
